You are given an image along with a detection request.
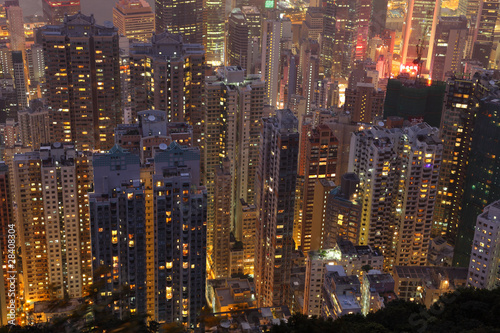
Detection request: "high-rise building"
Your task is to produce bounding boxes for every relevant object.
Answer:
[349,124,442,268]
[17,99,51,149]
[469,0,499,68]
[212,159,232,278]
[226,7,261,71]
[12,143,92,306]
[42,0,81,25]
[261,16,292,108]
[255,109,299,307]
[203,68,265,250]
[304,250,339,317]
[25,44,45,87]
[320,0,335,76]
[433,76,485,242]
[311,179,337,250]
[297,124,338,253]
[401,0,440,72]
[323,173,361,248]
[11,51,27,113]
[344,83,385,123]
[331,0,356,75]
[430,16,467,81]
[203,0,225,66]
[91,142,206,327]
[353,0,371,61]
[235,199,257,275]
[155,0,203,44]
[6,5,24,51]
[454,91,500,266]
[113,0,155,42]
[301,7,323,41]
[39,13,121,151]
[467,201,500,289]
[129,32,204,145]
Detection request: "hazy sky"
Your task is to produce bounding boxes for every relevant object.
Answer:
[14,0,155,24]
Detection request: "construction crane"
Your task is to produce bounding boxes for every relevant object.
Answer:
[413,38,425,78]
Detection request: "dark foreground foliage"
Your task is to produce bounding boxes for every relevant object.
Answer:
[3,287,500,332]
[271,287,500,333]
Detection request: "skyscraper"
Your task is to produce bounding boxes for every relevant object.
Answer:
[204,0,225,66]
[320,0,335,76]
[42,0,81,25]
[255,109,299,307]
[91,142,206,327]
[113,0,155,42]
[401,0,440,72]
[468,0,499,68]
[454,91,500,266]
[6,5,24,51]
[235,199,257,275]
[11,51,27,113]
[430,16,467,81]
[226,7,261,71]
[204,68,265,263]
[39,13,121,151]
[261,16,292,108]
[353,0,371,61]
[12,143,92,306]
[331,0,356,75]
[433,75,484,242]
[129,32,204,146]
[298,124,338,253]
[349,124,442,268]
[155,0,203,44]
[212,159,232,278]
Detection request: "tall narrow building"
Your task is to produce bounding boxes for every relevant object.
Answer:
[6,5,24,51]
[11,51,27,113]
[255,109,299,307]
[212,159,232,278]
[469,0,499,68]
[261,16,291,107]
[155,0,203,44]
[454,91,500,266]
[113,0,155,42]
[204,0,225,66]
[39,13,121,151]
[42,0,81,25]
[12,143,92,306]
[433,75,484,242]
[298,124,338,253]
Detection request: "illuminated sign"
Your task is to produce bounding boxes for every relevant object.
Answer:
[265,0,275,8]
[399,63,418,76]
